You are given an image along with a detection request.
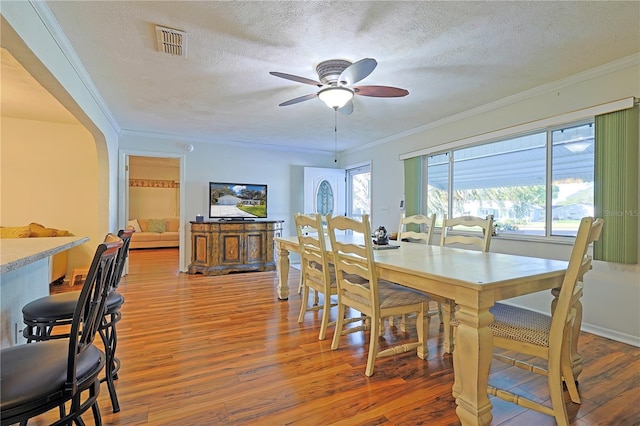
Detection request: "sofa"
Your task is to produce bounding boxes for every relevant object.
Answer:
[128,217,179,249]
[0,222,71,283]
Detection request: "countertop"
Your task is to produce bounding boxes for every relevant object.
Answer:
[0,236,89,274]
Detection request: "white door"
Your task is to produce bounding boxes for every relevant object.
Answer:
[303,167,345,217]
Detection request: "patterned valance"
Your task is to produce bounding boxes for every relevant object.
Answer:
[129,179,179,188]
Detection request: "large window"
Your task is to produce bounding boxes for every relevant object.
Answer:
[426,121,594,237]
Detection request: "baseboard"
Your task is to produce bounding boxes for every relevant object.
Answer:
[580,324,640,348]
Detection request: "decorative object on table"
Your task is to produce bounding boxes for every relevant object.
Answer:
[372,225,389,245]
[195,215,204,223]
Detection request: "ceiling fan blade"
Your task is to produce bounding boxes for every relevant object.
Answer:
[339,100,354,115]
[269,71,322,87]
[339,58,377,85]
[278,93,318,107]
[353,85,409,97]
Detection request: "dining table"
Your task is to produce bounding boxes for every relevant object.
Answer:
[274,234,570,426]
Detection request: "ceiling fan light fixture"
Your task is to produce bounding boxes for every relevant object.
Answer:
[318,87,354,109]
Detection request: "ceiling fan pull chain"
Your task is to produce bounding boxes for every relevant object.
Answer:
[334,107,338,163]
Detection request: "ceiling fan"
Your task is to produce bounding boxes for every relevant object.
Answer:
[270,58,409,113]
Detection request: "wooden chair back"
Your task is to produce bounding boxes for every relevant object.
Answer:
[295,213,332,298]
[397,213,436,244]
[440,214,494,252]
[549,217,603,351]
[326,214,379,315]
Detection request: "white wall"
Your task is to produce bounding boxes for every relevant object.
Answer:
[128,160,180,219]
[118,134,339,266]
[341,59,640,346]
[0,117,100,272]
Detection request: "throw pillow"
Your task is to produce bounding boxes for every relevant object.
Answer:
[147,219,166,233]
[128,219,142,232]
[29,223,57,237]
[0,226,31,238]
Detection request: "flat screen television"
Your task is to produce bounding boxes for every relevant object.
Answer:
[209,182,267,220]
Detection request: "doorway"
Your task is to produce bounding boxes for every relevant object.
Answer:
[118,150,187,272]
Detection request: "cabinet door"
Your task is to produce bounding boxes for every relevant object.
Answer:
[245,232,266,264]
[220,233,243,264]
[191,224,212,267]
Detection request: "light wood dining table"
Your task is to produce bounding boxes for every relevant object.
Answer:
[274,234,570,426]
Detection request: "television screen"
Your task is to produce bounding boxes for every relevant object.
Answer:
[209,182,267,219]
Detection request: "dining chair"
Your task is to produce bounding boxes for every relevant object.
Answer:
[397,213,436,244]
[297,214,327,295]
[440,214,494,251]
[1,235,123,426]
[439,214,494,351]
[327,214,431,377]
[485,217,603,426]
[295,213,338,340]
[392,213,442,332]
[21,227,134,413]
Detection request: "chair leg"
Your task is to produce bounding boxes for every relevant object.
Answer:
[400,314,407,333]
[562,331,581,404]
[318,294,331,340]
[548,357,570,426]
[298,285,309,323]
[452,324,461,399]
[442,299,455,354]
[417,304,429,360]
[331,303,346,350]
[99,313,121,413]
[365,315,381,377]
[90,380,103,426]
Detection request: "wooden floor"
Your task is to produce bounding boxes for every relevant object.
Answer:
[34,248,639,425]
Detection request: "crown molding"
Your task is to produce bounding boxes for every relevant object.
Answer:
[119,129,332,156]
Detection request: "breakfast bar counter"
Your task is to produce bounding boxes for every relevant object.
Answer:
[0,236,88,347]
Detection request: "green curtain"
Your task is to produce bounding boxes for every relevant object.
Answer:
[594,105,639,264]
[403,157,422,233]
[404,156,422,216]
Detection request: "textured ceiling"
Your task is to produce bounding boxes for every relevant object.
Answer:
[3,1,640,154]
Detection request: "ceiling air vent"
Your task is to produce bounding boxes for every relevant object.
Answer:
[155,25,187,57]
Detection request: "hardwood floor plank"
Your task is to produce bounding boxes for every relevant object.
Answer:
[32,248,639,426]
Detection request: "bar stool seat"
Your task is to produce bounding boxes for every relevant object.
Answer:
[23,291,124,340]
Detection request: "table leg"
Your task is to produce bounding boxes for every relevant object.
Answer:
[276,245,290,300]
[452,296,494,426]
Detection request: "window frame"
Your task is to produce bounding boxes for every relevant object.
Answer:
[346,162,371,222]
[423,118,594,242]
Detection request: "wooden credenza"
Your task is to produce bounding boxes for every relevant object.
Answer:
[188,220,283,276]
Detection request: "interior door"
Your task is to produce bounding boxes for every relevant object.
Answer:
[303,167,346,217]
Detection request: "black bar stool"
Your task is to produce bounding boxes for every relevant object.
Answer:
[21,227,134,413]
[1,235,123,425]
